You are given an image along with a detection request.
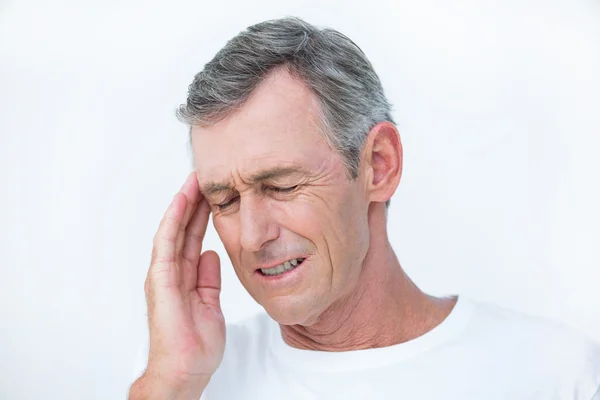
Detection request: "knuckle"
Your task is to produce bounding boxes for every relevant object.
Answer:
[151,260,173,278]
[151,240,176,261]
[187,231,202,243]
[153,252,176,264]
[157,234,177,246]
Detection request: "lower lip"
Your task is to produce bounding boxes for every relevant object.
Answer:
[255,258,307,281]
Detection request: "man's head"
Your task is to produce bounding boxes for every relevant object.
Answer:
[178,17,402,325]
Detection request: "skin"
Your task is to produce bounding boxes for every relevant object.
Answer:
[129,67,456,399]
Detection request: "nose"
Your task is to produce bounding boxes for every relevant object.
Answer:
[239,195,279,252]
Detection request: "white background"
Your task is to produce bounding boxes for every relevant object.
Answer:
[1,0,599,398]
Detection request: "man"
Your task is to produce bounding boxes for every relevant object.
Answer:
[129,17,600,400]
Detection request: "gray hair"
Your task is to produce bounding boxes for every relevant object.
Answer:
[177,17,395,206]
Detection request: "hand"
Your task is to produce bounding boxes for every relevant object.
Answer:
[143,171,225,392]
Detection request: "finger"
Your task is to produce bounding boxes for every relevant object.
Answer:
[181,197,211,291]
[175,172,201,258]
[196,250,221,310]
[181,196,211,265]
[150,192,187,288]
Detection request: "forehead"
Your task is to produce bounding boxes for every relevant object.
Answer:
[191,69,334,184]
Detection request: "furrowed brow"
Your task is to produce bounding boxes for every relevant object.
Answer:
[201,181,233,197]
[200,166,307,196]
[248,166,306,183]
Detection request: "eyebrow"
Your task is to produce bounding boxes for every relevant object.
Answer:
[200,166,307,196]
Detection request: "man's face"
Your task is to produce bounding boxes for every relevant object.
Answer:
[192,70,371,325]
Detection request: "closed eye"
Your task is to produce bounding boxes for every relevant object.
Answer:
[216,197,238,210]
[268,185,298,193]
[216,186,298,210]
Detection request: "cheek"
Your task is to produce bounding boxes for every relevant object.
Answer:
[212,216,240,257]
[323,186,370,270]
[277,196,334,239]
[212,217,253,282]
[279,189,360,257]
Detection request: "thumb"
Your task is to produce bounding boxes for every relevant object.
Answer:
[196,250,221,310]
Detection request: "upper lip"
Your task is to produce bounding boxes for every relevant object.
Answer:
[255,256,306,271]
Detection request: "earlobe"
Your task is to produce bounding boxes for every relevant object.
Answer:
[365,122,403,204]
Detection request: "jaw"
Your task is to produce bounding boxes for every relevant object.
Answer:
[258,287,327,326]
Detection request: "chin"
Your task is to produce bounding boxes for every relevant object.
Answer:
[260,294,319,326]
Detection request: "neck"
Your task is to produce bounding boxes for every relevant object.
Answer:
[279,203,457,351]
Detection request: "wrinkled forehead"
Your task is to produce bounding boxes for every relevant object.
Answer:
[190,70,333,185]
[191,119,329,187]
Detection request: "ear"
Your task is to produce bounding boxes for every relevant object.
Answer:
[362,122,403,204]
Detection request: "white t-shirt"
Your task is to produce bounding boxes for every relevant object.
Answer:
[133,295,600,399]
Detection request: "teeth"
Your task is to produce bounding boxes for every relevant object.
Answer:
[261,258,304,276]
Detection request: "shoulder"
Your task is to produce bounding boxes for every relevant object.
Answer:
[464,297,600,397]
[467,297,599,353]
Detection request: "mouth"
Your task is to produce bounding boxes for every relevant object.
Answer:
[257,257,306,277]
